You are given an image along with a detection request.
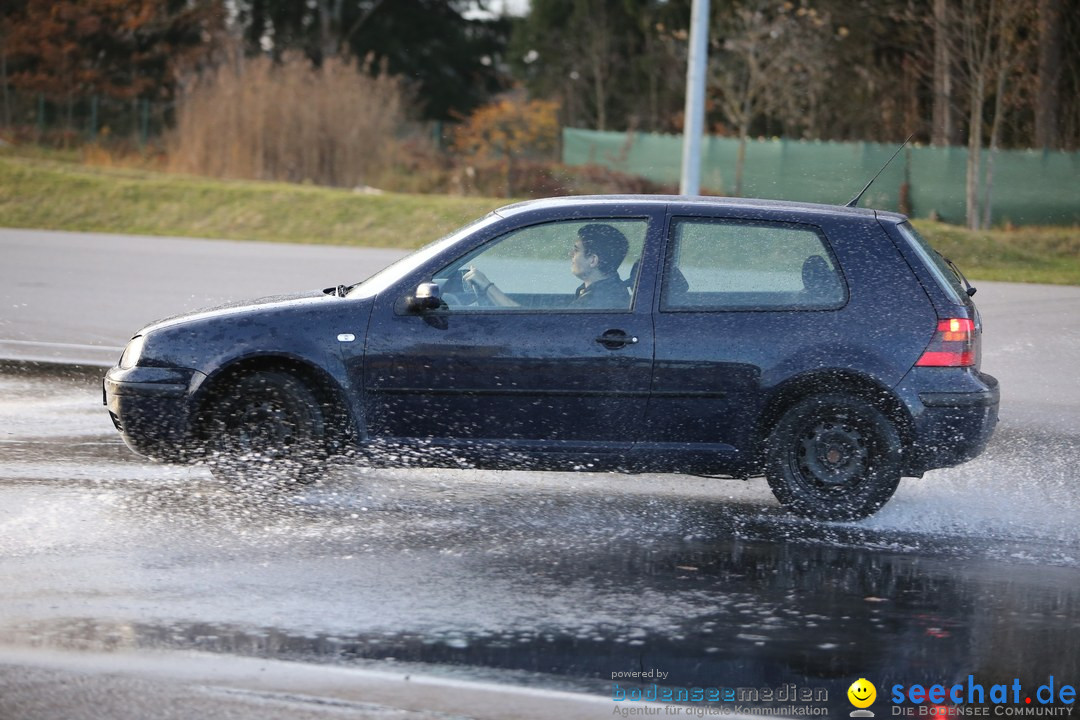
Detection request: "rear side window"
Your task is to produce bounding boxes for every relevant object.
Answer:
[662,218,846,311]
[895,222,966,305]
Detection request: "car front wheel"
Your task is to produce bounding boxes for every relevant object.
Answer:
[764,393,901,521]
[205,370,326,486]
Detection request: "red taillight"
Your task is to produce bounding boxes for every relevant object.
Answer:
[916,318,976,367]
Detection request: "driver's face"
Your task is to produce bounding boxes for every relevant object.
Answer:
[570,239,593,279]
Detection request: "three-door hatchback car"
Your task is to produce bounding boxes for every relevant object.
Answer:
[104,195,999,520]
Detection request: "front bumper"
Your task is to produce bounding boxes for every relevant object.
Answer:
[103,366,206,462]
[902,371,1000,474]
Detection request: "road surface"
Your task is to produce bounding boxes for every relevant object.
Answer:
[1,228,1078,718]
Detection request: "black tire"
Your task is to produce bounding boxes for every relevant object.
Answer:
[205,370,327,486]
[764,393,901,521]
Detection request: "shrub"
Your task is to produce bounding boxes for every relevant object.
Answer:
[452,96,560,162]
[168,53,409,188]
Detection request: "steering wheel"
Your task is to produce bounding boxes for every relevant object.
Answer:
[460,267,494,306]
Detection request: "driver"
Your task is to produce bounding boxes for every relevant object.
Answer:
[462,223,631,309]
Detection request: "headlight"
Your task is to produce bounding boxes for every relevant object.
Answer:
[119,335,146,369]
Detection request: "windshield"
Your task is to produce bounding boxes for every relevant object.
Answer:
[346,212,503,299]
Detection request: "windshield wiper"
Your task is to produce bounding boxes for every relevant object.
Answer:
[939,253,977,297]
[324,283,357,297]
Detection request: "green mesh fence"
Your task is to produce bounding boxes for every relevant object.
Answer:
[563,128,1080,226]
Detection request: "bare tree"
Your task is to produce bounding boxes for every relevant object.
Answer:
[950,0,1035,229]
[709,2,825,195]
[574,0,617,131]
[1036,0,1064,150]
[931,0,955,146]
[980,13,1035,228]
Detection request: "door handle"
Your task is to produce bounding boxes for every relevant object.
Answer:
[595,330,639,349]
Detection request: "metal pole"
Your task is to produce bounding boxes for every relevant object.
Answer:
[680,0,709,196]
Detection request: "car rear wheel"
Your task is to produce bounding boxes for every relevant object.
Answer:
[764,393,901,521]
[205,370,326,487]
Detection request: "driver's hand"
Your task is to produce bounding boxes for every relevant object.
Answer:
[462,266,490,289]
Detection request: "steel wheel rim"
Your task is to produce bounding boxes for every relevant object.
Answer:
[791,414,871,492]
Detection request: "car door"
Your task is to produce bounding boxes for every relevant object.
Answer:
[642,211,848,466]
[359,210,662,458]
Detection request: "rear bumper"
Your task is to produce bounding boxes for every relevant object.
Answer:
[103,366,205,462]
[903,371,1000,474]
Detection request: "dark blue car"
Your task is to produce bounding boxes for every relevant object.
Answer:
[103,195,999,520]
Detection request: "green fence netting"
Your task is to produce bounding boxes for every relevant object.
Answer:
[563,128,1080,226]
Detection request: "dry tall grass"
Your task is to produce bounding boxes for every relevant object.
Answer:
[168,54,408,188]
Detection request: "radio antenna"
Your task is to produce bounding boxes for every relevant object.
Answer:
[845,133,914,208]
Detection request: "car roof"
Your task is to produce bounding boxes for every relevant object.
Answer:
[493,194,909,225]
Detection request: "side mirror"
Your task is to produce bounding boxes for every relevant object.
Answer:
[406,282,443,312]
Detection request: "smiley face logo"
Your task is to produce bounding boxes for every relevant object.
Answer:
[848,678,877,709]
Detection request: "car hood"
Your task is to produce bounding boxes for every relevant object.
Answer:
[135,289,332,336]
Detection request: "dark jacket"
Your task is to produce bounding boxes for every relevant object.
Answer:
[573,274,631,309]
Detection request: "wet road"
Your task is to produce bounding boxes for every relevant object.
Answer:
[2,228,1080,716]
[1,364,1079,716]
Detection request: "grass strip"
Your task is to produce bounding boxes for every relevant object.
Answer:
[0,154,502,248]
[2,153,1078,284]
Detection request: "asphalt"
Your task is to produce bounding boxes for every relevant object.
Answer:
[0,227,408,366]
[3,227,1080,719]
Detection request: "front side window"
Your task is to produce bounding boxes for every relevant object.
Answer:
[662,219,846,311]
[433,219,647,311]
